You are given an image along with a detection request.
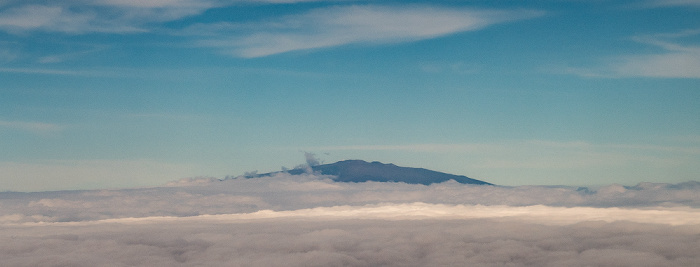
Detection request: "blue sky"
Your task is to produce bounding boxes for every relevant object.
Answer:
[1,0,699,191]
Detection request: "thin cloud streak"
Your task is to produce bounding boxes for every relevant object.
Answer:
[611,52,700,78]
[194,5,544,57]
[37,46,107,64]
[0,67,97,75]
[0,120,63,133]
[568,29,700,79]
[643,0,700,7]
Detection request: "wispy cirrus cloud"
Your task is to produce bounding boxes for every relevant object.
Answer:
[192,5,544,57]
[0,3,543,57]
[0,120,63,133]
[0,0,218,34]
[94,0,216,8]
[642,0,700,7]
[0,67,110,76]
[567,29,700,79]
[37,45,107,64]
[0,4,144,33]
[610,55,700,78]
[0,0,350,34]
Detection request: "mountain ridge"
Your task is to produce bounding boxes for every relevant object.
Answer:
[250,160,492,185]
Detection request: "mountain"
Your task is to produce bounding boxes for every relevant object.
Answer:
[255,160,492,185]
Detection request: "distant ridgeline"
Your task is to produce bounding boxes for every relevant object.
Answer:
[250,160,492,186]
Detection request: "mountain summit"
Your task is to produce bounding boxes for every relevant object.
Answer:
[269,160,491,185]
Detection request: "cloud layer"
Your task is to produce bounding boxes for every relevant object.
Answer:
[2,207,699,266]
[2,174,700,224]
[1,175,699,265]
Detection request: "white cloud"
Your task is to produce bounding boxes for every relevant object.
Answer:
[194,5,544,57]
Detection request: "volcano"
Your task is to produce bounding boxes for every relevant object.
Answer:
[256,160,491,185]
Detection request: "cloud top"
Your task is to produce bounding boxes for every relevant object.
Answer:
[1,175,699,266]
[13,203,699,227]
[2,173,699,224]
[2,205,699,266]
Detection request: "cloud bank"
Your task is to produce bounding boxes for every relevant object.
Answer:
[2,173,700,223]
[2,216,700,266]
[1,174,699,266]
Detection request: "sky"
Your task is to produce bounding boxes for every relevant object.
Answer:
[1,0,700,191]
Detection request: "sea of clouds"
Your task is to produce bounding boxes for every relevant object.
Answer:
[1,173,699,266]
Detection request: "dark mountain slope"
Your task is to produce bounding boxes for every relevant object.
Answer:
[264,160,491,185]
